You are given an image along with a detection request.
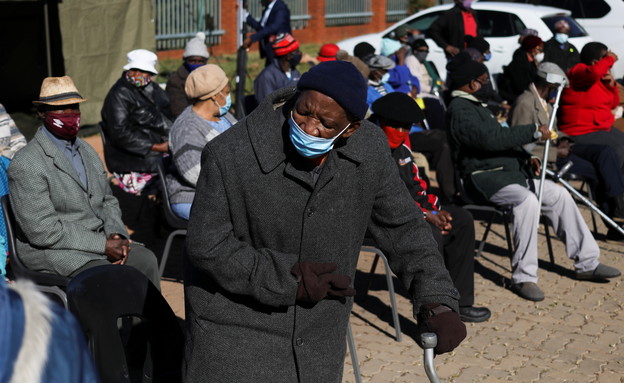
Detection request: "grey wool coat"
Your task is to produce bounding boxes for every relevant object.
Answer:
[184,87,459,383]
[8,128,128,276]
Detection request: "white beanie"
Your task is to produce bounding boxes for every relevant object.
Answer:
[184,32,209,59]
[123,49,158,74]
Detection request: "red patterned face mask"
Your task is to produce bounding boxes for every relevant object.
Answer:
[381,123,409,149]
[44,112,81,139]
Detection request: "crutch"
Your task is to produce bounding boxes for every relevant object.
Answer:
[535,77,566,226]
[547,162,624,236]
[422,333,441,383]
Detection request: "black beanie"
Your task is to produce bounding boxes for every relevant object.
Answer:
[354,42,376,61]
[446,51,488,90]
[467,36,490,55]
[371,92,425,124]
[297,61,368,120]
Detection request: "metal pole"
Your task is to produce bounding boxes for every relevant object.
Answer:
[43,0,53,77]
[234,0,248,119]
[535,82,565,228]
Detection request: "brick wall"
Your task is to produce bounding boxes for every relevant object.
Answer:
[157,0,396,60]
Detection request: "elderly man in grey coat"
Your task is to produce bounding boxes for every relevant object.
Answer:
[184,61,466,382]
[8,76,160,288]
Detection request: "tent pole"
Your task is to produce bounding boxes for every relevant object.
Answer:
[43,0,53,77]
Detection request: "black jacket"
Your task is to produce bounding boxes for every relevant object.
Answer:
[101,73,172,173]
[543,38,580,73]
[429,5,479,59]
[499,49,537,104]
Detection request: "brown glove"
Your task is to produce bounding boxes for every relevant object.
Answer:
[417,303,467,355]
[291,262,356,303]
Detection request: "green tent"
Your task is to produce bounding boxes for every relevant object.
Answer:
[0,0,156,126]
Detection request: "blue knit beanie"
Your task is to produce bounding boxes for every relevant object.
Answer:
[297,61,368,120]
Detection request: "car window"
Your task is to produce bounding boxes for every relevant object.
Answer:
[404,11,442,38]
[477,11,526,37]
[542,15,588,37]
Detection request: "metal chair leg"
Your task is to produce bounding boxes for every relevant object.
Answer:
[584,182,599,235]
[346,322,362,383]
[158,229,187,278]
[361,246,402,342]
[543,222,555,266]
[38,285,68,309]
[475,211,495,258]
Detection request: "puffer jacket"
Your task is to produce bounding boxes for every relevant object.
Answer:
[101,73,172,173]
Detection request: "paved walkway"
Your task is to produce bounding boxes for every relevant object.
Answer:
[85,136,624,382]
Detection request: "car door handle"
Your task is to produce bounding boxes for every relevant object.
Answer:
[493,46,506,53]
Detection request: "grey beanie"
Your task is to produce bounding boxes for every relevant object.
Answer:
[184,32,209,59]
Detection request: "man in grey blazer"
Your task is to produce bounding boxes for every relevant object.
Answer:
[8,76,160,288]
[184,61,465,382]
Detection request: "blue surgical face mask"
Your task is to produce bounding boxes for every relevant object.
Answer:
[288,111,351,158]
[381,72,390,83]
[554,33,568,44]
[484,52,492,61]
[215,93,232,116]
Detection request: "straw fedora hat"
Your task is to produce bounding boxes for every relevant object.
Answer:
[33,76,87,106]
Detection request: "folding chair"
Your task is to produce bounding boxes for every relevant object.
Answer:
[360,238,402,342]
[1,195,69,308]
[155,162,187,278]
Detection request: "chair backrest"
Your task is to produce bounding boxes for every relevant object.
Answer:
[1,195,70,286]
[67,264,183,383]
[156,162,188,230]
[97,122,108,147]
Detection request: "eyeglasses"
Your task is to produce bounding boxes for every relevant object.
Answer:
[475,77,490,85]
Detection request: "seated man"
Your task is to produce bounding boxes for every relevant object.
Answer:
[8,76,160,288]
[446,53,620,301]
[510,62,624,229]
[101,49,172,195]
[166,32,210,118]
[253,33,302,104]
[167,64,236,220]
[371,92,491,322]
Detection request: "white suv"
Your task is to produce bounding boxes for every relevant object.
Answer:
[479,0,624,77]
[337,2,591,81]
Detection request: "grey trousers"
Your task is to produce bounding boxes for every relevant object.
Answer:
[489,179,600,284]
[70,244,161,290]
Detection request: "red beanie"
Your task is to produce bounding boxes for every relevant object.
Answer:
[271,33,299,56]
[521,35,543,51]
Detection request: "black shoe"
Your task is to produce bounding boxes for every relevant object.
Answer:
[459,306,491,323]
[611,193,624,222]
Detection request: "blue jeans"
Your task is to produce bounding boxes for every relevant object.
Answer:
[171,203,191,220]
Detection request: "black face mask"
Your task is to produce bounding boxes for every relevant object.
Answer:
[289,52,303,68]
[415,51,429,63]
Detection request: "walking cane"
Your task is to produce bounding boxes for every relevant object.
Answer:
[534,78,566,227]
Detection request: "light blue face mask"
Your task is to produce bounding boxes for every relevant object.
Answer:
[216,93,232,116]
[554,33,568,44]
[484,52,492,61]
[288,111,351,158]
[381,72,391,83]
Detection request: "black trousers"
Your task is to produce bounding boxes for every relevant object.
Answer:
[409,129,457,204]
[428,205,475,307]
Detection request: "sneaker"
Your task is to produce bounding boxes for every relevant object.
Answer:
[459,306,492,323]
[576,263,621,281]
[510,282,545,301]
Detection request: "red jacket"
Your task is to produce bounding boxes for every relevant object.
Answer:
[558,56,619,136]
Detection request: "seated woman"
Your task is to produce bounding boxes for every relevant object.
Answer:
[167,64,236,220]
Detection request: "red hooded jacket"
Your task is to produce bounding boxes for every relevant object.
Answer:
[558,55,619,136]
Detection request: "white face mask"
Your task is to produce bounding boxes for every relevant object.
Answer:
[554,33,569,44]
[534,52,545,62]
